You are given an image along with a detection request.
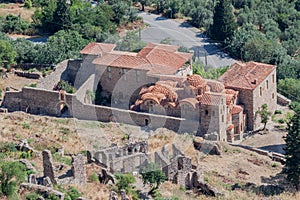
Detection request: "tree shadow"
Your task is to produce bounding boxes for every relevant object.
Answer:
[258,144,286,154]
[232,171,293,196]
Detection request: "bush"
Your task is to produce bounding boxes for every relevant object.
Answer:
[274,110,282,115]
[90,173,99,182]
[26,192,40,200]
[67,187,82,200]
[24,0,33,9]
[22,122,30,129]
[0,161,27,197]
[278,118,285,124]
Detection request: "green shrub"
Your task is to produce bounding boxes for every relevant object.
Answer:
[274,110,282,114]
[52,153,72,166]
[22,122,30,129]
[26,192,40,200]
[278,118,285,124]
[24,0,33,9]
[20,151,32,159]
[68,187,82,200]
[90,173,99,182]
[0,161,27,197]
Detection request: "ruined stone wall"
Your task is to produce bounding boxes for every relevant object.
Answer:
[2,87,66,116]
[93,142,150,173]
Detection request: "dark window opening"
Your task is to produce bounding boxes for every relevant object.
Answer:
[145,119,149,126]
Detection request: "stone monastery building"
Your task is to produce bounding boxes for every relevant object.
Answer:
[2,42,277,142]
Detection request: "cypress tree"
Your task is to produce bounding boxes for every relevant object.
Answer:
[210,0,237,42]
[284,107,300,191]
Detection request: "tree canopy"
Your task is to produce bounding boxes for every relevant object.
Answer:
[284,107,300,191]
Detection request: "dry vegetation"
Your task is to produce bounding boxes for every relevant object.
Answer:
[0,3,35,22]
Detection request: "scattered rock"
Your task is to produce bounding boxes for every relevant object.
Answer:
[109,191,118,200]
[194,140,221,155]
[99,168,116,184]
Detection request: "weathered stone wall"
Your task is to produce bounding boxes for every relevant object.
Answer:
[226,69,276,131]
[252,71,277,130]
[2,87,69,116]
[98,64,159,107]
[14,70,41,79]
[66,59,82,85]
[42,150,56,184]
[71,154,86,185]
[93,142,150,173]
[37,60,69,90]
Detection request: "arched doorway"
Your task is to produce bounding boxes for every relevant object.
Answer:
[57,102,70,117]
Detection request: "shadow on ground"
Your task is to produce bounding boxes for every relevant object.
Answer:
[258,144,286,154]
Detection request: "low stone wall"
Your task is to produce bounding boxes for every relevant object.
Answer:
[277,93,291,106]
[14,70,41,79]
[230,143,285,164]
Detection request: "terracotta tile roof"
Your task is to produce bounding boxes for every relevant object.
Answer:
[197,93,225,105]
[227,124,234,131]
[175,52,193,60]
[179,98,199,108]
[141,93,161,104]
[162,101,177,108]
[225,89,239,96]
[218,61,276,90]
[186,75,206,88]
[88,42,192,75]
[93,54,150,69]
[230,105,243,114]
[206,80,225,93]
[80,42,116,55]
[144,49,188,74]
[226,94,234,106]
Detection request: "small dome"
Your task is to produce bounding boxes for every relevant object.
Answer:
[187,75,206,88]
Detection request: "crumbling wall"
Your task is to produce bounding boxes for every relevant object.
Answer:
[93,142,150,173]
[42,150,56,184]
[72,154,86,185]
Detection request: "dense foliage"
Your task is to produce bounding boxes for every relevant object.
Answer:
[0,161,27,197]
[284,106,300,191]
[141,163,166,194]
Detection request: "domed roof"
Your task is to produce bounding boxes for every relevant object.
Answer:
[186,75,206,88]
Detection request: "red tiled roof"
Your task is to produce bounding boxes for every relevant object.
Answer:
[93,54,150,69]
[179,98,199,108]
[186,75,206,88]
[141,93,161,104]
[144,49,188,74]
[206,80,225,93]
[80,42,116,55]
[226,94,234,106]
[89,42,192,75]
[225,89,239,96]
[230,105,243,114]
[227,124,234,131]
[197,93,225,105]
[218,61,276,90]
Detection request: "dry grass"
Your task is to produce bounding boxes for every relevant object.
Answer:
[0,3,35,22]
